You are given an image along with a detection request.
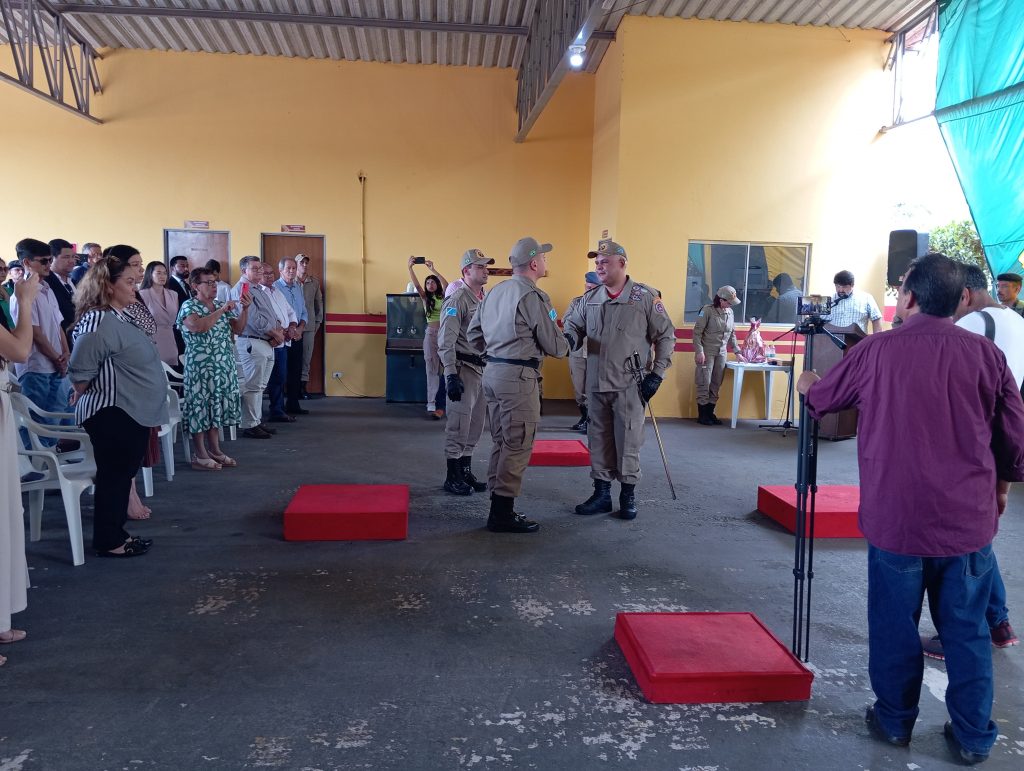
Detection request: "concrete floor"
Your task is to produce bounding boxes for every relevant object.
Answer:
[3,397,1022,770]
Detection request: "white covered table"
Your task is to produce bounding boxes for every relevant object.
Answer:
[725,361,794,429]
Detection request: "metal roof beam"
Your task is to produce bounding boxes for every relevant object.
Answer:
[515,0,610,142]
[49,4,531,37]
[0,0,102,122]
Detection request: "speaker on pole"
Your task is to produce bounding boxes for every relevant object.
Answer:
[887,230,930,285]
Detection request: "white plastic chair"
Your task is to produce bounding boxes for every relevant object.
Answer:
[13,405,95,567]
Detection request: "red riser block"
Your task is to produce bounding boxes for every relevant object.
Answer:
[757,485,863,538]
[284,484,409,541]
[529,439,591,467]
[615,612,813,704]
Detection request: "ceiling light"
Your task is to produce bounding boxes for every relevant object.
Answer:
[568,45,586,69]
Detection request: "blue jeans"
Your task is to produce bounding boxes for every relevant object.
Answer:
[267,347,288,418]
[867,544,997,756]
[18,370,73,448]
[986,553,1008,628]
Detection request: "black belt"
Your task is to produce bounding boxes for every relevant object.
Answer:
[487,356,540,370]
[456,352,486,366]
[238,335,270,341]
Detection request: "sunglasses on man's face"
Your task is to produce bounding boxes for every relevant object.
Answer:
[31,257,53,265]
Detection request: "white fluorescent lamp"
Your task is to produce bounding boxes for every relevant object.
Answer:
[568,44,586,69]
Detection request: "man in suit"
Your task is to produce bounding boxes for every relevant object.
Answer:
[45,238,77,349]
[168,255,193,305]
[167,255,192,359]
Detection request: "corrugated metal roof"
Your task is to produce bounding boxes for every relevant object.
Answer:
[18,1,934,68]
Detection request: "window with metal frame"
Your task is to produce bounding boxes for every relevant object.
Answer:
[684,241,811,326]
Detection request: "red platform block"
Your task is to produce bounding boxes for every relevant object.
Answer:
[529,439,591,466]
[615,612,813,704]
[757,485,863,538]
[284,484,408,541]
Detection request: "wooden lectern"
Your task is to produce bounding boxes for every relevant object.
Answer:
[815,324,867,440]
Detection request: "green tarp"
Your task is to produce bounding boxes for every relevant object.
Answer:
[936,0,1024,275]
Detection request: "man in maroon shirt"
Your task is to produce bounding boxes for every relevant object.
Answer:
[797,254,1024,764]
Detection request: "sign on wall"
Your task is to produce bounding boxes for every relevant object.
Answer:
[282,224,307,233]
[185,220,210,229]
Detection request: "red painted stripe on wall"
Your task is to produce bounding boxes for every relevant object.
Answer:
[674,343,805,354]
[325,325,387,335]
[325,313,386,323]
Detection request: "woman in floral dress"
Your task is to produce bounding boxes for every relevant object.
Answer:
[177,266,250,470]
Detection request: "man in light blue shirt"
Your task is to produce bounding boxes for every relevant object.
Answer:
[273,257,310,415]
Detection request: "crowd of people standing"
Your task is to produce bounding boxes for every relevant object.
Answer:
[0,240,325,667]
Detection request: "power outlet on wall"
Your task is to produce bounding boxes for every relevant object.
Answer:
[332,371,344,380]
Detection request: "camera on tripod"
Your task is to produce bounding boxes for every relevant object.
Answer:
[797,294,833,318]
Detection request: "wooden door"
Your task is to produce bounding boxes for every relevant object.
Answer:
[261,233,326,394]
[163,230,232,282]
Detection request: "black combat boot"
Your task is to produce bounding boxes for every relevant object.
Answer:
[697,403,715,425]
[708,403,723,425]
[443,458,472,496]
[487,494,540,533]
[570,404,588,432]
[617,483,638,520]
[575,479,613,515]
[460,456,487,492]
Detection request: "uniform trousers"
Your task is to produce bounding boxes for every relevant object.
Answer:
[588,387,645,485]
[300,325,319,383]
[444,365,486,459]
[235,338,275,429]
[695,352,727,405]
[568,354,587,407]
[483,365,539,499]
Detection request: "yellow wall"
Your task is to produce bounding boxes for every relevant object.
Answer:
[0,48,594,398]
[1,19,905,415]
[593,18,892,418]
[589,40,623,242]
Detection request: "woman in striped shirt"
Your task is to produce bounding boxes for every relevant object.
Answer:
[67,247,169,558]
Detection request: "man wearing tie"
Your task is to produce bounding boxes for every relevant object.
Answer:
[167,255,192,359]
[45,238,78,350]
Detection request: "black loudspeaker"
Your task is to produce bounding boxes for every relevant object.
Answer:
[887,230,930,285]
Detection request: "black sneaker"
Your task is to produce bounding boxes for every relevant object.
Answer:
[943,722,988,765]
[865,706,910,748]
[242,427,272,439]
[921,634,945,661]
[487,512,540,533]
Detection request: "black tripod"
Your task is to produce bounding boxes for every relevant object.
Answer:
[791,316,846,662]
[758,325,799,436]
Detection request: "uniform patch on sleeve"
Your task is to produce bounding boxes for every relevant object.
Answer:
[654,301,666,315]
[549,308,557,321]
[445,307,458,317]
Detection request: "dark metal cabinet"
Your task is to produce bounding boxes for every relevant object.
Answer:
[385,294,428,403]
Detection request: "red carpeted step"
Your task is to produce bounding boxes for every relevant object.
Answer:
[284,484,408,541]
[615,612,813,704]
[756,485,863,538]
[528,439,591,466]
